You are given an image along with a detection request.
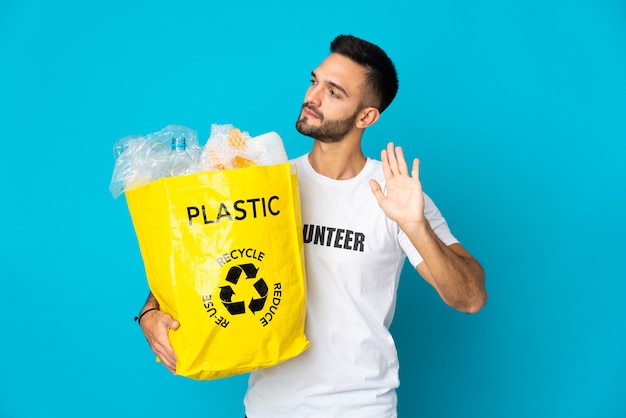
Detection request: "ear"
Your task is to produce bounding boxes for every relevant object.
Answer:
[355,107,380,129]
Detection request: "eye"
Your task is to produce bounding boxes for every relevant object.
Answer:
[309,78,318,86]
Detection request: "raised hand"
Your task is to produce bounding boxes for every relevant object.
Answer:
[369,142,425,228]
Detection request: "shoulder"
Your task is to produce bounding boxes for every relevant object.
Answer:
[365,158,384,182]
[368,157,382,169]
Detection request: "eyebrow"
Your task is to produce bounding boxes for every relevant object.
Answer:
[311,71,349,97]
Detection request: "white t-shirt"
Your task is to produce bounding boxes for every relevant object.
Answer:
[244,154,458,418]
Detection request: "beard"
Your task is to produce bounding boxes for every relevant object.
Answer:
[296,103,359,143]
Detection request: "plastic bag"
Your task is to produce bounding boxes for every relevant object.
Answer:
[109,125,202,198]
[125,162,309,379]
[114,124,307,380]
[110,124,287,199]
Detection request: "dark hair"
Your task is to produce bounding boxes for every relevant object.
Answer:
[330,34,399,113]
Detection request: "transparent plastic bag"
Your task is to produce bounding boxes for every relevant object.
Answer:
[110,124,288,199]
[109,125,202,199]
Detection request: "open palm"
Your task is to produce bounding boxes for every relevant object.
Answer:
[369,142,425,227]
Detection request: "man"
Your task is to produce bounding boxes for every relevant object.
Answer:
[137,34,487,417]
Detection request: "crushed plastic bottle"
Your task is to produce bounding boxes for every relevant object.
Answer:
[109,125,201,198]
[162,134,194,177]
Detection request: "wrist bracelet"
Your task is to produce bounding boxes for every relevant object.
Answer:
[134,307,159,325]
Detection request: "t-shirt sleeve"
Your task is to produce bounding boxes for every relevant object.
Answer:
[398,192,459,268]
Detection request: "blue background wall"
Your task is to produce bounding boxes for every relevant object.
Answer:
[1,1,624,417]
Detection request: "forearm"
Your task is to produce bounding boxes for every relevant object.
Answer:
[142,291,160,311]
[404,221,487,313]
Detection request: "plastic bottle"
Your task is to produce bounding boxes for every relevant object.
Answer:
[162,135,194,177]
[253,132,289,165]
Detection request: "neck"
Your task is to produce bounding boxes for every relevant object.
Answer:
[308,134,366,180]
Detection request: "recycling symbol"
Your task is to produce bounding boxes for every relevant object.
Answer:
[219,263,268,315]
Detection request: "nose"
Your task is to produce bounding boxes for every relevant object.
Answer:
[304,84,322,107]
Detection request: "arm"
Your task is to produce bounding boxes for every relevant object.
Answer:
[370,142,487,313]
[136,292,180,374]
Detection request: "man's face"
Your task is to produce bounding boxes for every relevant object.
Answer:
[296,53,368,143]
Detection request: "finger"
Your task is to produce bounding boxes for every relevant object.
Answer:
[155,341,177,370]
[369,179,385,203]
[380,148,393,179]
[386,142,400,175]
[151,319,178,370]
[394,145,409,175]
[412,158,424,195]
[158,352,176,371]
[160,354,177,375]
